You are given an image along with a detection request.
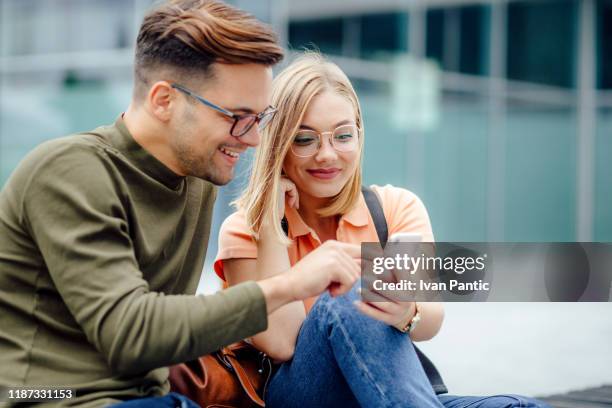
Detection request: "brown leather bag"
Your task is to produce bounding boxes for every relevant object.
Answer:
[169,342,273,408]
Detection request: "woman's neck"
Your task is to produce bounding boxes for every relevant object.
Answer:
[297,193,339,243]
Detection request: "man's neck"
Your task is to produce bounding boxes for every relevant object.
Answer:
[123,105,186,176]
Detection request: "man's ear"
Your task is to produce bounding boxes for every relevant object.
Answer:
[146,81,175,122]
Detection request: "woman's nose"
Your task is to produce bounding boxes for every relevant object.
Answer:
[314,135,337,161]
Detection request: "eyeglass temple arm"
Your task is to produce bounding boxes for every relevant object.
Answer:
[171,84,235,118]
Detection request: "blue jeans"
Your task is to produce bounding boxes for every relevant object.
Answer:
[111,392,199,407]
[266,285,551,408]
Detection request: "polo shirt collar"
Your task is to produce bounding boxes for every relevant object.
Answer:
[283,192,370,239]
[341,193,370,227]
[284,206,312,239]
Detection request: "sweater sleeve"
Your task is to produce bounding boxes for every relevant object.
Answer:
[22,144,267,375]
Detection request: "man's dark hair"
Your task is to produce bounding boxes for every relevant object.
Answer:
[133,0,284,100]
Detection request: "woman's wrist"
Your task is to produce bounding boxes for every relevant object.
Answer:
[393,302,419,333]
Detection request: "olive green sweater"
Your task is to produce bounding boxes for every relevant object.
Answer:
[0,118,267,407]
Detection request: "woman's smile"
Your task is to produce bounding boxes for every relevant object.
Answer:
[306,167,342,180]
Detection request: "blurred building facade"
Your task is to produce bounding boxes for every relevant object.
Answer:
[1,0,610,247]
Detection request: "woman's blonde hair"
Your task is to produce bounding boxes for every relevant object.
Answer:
[234,52,364,244]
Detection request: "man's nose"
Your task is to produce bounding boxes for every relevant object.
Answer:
[239,125,261,147]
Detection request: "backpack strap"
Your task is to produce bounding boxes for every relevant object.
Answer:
[281,217,289,236]
[361,185,447,394]
[361,185,388,246]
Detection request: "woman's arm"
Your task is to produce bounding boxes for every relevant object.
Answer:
[224,178,307,362]
[224,221,306,362]
[224,234,361,362]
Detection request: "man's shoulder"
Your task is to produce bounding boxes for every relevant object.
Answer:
[29,127,112,163]
[5,127,117,194]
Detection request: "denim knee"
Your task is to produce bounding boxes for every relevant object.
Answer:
[308,283,362,324]
[315,282,360,306]
[306,282,398,343]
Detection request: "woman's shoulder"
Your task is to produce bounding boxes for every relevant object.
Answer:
[369,184,425,208]
[221,208,247,227]
[368,184,433,241]
[219,209,254,240]
[215,209,258,280]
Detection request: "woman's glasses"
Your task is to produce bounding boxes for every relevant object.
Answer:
[171,83,277,137]
[291,124,361,158]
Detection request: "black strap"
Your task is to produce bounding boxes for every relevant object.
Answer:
[361,185,388,246]
[281,217,289,236]
[361,185,448,395]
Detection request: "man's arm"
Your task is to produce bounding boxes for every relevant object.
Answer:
[23,145,268,374]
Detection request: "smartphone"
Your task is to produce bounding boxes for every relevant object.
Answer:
[388,232,422,243]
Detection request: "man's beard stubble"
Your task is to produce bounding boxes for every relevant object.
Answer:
[172,133,233,186]
[180,148,233,186]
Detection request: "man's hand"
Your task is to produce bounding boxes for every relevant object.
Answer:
[288,240,361,299]
[258,240,360,314]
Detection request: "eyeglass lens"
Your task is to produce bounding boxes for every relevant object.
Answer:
[291,125,359,157]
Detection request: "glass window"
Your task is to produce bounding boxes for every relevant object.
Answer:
[504,101,578,241]
[360,12,408,59]
[426,9,445,68]
[426,6,489,76]
[507,0,577,88]
[459,5,488,76]
[597,0,612,89]
[595,108,612,240]
[289,17,343,55]
[2,0,134,56]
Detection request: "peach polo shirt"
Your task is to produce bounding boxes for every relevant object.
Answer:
[214,184,434,311]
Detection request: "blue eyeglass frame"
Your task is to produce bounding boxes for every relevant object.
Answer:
[171,83,277,137]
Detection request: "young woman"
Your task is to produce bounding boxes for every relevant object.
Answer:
[214,53,550,408]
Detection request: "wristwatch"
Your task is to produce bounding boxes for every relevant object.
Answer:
[398,303,421,334]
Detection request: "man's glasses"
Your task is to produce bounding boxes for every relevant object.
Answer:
[291,124,361,158]
[171,83,277,137]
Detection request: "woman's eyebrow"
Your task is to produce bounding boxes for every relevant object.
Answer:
[299,119,354,130]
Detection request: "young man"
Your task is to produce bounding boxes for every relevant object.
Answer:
[0,1,360,406]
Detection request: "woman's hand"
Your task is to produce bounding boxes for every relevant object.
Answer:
[355,296,445,341]
[260,177,299,235]
[277,176,299,220]
[354,298,417,328]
